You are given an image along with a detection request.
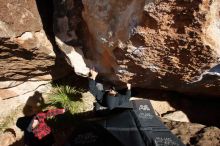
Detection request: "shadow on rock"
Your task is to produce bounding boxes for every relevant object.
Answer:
[23,91,45,116]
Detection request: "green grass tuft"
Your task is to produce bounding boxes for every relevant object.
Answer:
[47,85,85,115]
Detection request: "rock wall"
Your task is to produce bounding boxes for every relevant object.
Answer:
[54,0,220,96]
[0,0,70,100]
[0,0,55,80]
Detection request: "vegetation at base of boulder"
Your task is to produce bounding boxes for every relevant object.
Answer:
[47,85,85,115]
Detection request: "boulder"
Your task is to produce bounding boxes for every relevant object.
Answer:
[54,0,220,96]
[1,0,220,96]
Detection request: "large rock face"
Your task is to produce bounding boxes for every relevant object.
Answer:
[1,0,220,97]
[54,0,220,95]
[0,0,42,37]
[0,0,54,82]
[0,0,71,100]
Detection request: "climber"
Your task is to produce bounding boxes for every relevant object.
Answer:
[88,68,132,110]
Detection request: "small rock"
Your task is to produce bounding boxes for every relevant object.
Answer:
[163,111,190,122]
[150,100,175,116]
[0,131,16,146]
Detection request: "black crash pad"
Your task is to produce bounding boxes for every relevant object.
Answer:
[67,99,185,146]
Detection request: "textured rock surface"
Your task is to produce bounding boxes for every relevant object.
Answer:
[192,126,220,146]
[0,36,54,82]
[0,0,56,81]
[0,0,42,37]
[164,120,220,146]
[0,0,72,99]
[83,0,220,94]
[0,0,50,102]
[54,0,220,95]
[150,99,175,116]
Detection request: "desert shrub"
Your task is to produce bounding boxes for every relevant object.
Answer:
[47,85,85,115]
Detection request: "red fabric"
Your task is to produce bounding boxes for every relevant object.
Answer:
[32,108,64,139]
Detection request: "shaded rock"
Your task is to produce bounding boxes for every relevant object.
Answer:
[0,38,54,82]
[53,0,90,77]
[0,0,72,83]
[0,0,74,103]
[0,0,56,83]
